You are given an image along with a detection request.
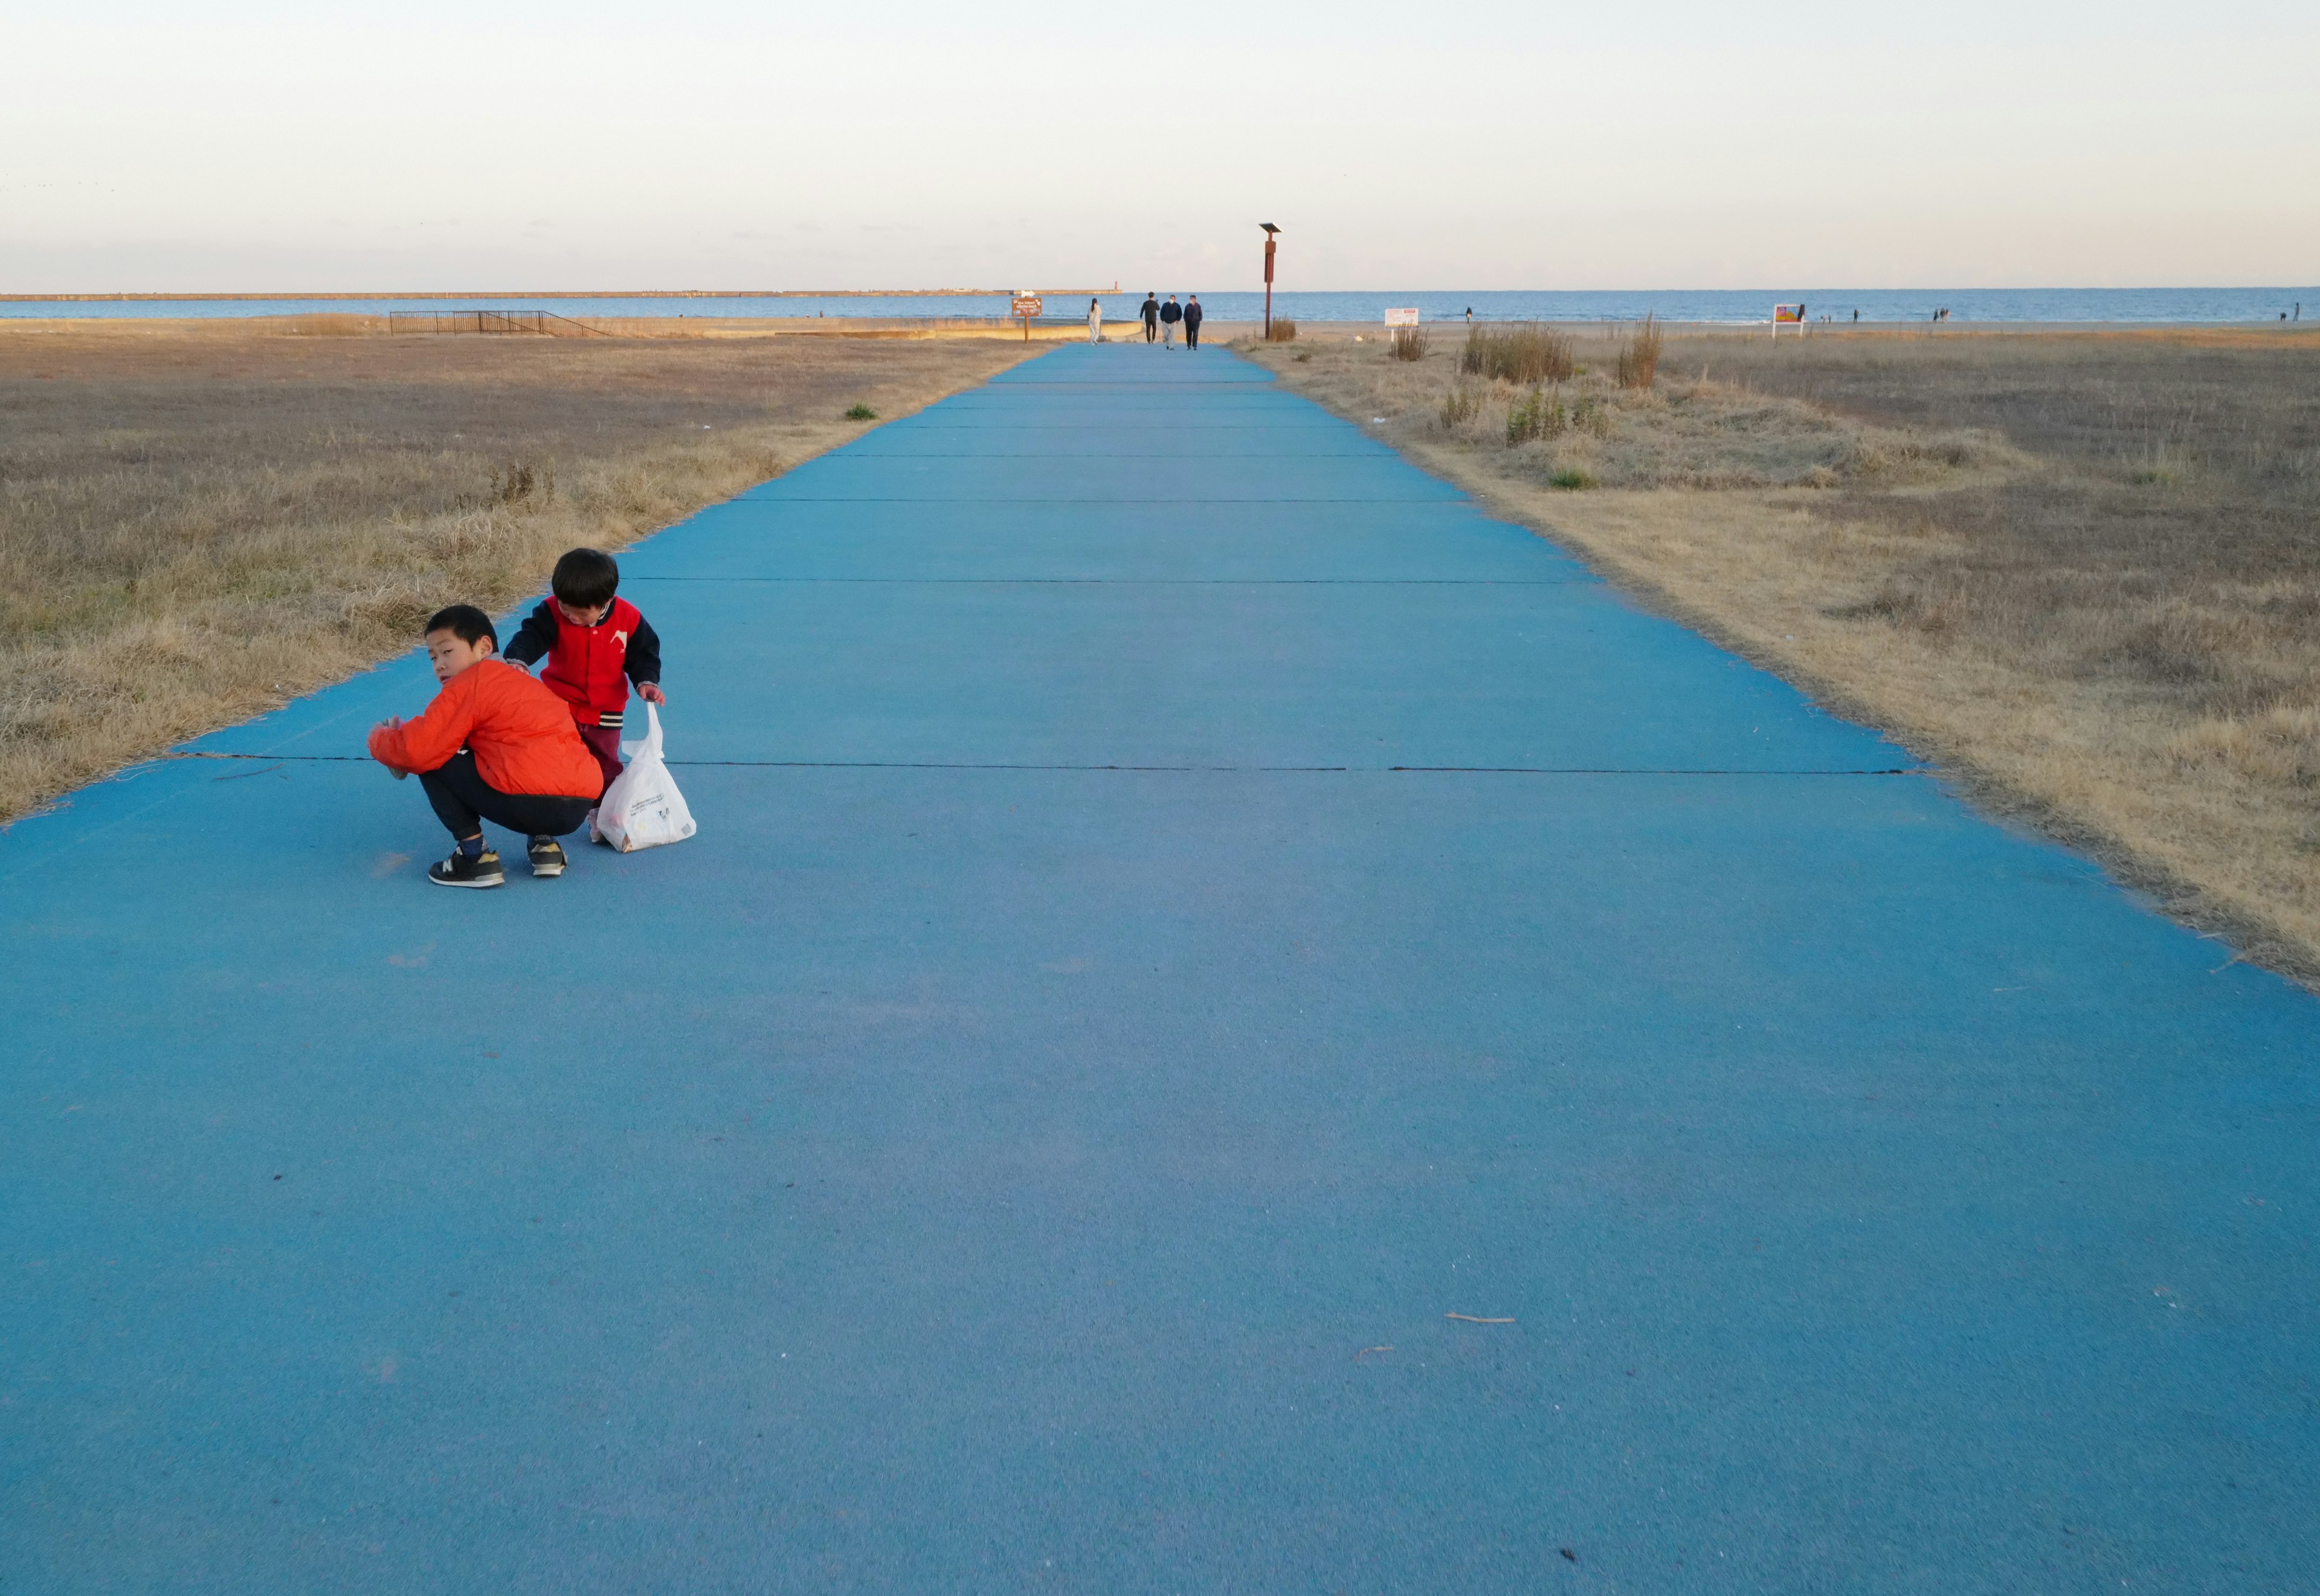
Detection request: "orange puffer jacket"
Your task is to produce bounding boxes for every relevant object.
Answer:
[367,658,605,799]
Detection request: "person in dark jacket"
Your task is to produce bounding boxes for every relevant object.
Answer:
[1140,293,1159,343]
[1183,295,1204,350]
[1159,294,1182,348]
[504,547,666,800]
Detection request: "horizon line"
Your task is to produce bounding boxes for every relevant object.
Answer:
[4,285,2316,304]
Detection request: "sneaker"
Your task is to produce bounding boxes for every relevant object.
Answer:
[428,846,504,889]
[527,835,567,878]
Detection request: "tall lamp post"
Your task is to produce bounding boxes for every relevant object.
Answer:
[1260,223,1281,339]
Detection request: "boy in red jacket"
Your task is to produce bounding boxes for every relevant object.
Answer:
[503,549,666,825]
[369,605,605,888]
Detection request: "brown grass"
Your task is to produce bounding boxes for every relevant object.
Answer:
[1461,323,1575,386]
[1388,326,1429,362]
[1266,319,1298,343]
[1240,323,2320,983]
[0,320,1039,822]
[1614,314,1663,390]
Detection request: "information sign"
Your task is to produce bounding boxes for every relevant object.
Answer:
[1384,307,1421,327]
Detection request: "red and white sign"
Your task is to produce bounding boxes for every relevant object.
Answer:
[1384,307,1421,327]
[1010,295,1044,318]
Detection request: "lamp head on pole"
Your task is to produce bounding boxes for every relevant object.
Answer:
[1260,223,1280,234]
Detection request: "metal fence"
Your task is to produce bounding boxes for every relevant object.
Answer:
[387,311,609,336]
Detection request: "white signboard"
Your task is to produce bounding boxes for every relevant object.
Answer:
[1384,307,1421,327]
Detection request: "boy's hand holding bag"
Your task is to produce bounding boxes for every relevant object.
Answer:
[595,702,698,852]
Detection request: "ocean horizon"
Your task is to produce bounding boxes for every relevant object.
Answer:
[2,286,2312,326]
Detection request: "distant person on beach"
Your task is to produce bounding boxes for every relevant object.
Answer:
[1184,295,1204,349]
[1088,297,1103,343]
[504,547,666,830]
[1141,293,1159,343]
[368,605,603,888]
[1160,295,1182,347]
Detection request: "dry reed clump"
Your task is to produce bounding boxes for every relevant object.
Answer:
[0,323,1040,823]
[1248,324,2320,982]
[1266,319,1298,343]
[1280,332,2014,492]
[1461,323,1574,385]
[1614,314,1663,390]
[1389,326,1429,362]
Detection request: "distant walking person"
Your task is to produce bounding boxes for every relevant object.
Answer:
[1184,295,1204,350]
[1141,292,1159,343]
[1160,294,1182,348]
[1088,297,1103,343]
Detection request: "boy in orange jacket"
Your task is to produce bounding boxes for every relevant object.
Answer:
[368,605,605,888]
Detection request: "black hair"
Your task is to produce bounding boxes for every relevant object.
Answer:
[425,604,497,649]
[551,547,621,609]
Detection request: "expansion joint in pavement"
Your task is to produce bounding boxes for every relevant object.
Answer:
[624,576,1597,587]
[169,752,1921,777]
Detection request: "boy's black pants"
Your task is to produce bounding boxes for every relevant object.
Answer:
[420,751,595,841]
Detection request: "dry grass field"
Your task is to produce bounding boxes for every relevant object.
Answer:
[1244,324,2320,983]
[0,320,1037,823]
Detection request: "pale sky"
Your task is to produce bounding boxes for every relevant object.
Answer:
[2,0,2313,292]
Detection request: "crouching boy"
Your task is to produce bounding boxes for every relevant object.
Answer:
[369,605,605,889]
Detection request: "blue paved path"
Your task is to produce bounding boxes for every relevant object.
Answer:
[7,344,2318,1592]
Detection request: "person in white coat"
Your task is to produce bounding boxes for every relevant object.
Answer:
[1087,297,1103,343]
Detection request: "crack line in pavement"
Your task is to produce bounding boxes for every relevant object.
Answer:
[168,751,1919,776]
[840,449,1382,454]
[872,426,1345,434]
[746,497,1466,504]
[622,576,1595,586]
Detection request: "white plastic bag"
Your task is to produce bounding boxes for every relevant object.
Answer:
[595,703,697,853]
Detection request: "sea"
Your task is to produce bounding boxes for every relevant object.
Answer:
[2,287,2312,326]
